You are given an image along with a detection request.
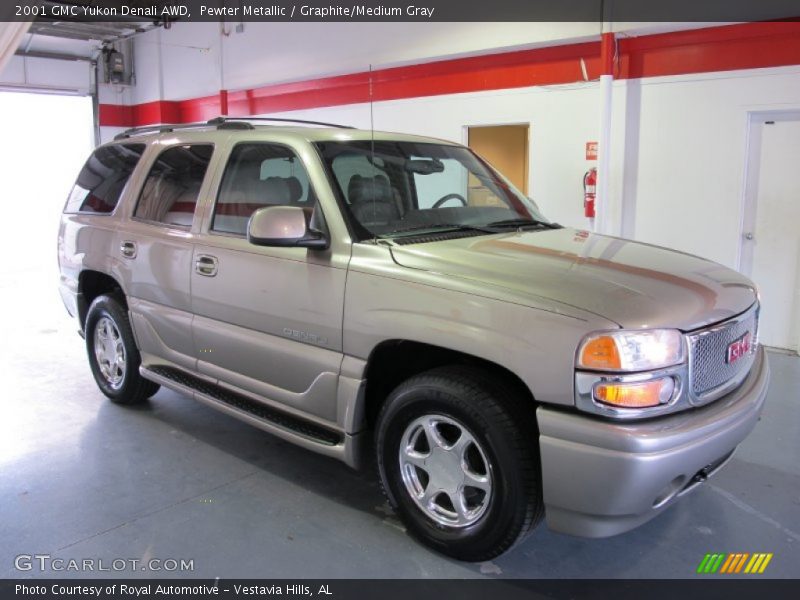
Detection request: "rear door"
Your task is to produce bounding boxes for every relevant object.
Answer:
[116,142,215,371]
[190,139,348,425]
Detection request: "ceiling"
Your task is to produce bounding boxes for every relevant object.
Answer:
[18,2,160,60]
[28,21,146,43]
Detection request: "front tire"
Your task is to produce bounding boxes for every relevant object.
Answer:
[375,366,543,561]
[85,294,159,405]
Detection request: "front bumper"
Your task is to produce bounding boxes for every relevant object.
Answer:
[537,345,769,538]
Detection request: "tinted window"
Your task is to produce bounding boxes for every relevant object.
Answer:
[412,157,470,209]
[316,140,550,240]
[64,144,145,214]
[330,153,389,205]
[134,144,213,227]
[212,143,318,236]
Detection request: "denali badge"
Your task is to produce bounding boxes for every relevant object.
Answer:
[282,327,328,346]
[726,332,752,365]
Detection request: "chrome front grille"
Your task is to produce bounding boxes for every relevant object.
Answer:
[688,304,759,403]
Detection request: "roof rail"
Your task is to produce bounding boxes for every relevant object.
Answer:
[208,116,355,129]
[113,121,218,141]
[113,115,354,141]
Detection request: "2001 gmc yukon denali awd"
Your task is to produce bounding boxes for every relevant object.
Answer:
[58,117,770,560]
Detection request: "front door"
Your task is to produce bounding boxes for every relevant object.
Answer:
[190,141,347,424]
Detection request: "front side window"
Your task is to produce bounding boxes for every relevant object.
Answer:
[212,143,319,236]
[134,144,213,227]
[64,144,145,214]
[315,140,551,240]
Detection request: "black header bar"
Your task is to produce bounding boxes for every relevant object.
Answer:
[2,579,800,600]
[2,0,800,23]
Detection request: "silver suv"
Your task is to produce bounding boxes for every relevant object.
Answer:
[58,117,769,560]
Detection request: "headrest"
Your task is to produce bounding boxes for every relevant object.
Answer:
[347,174,363,203]
[261,177,291,205]
[285,176,303,203]
[237,158,263,182]
[349,174,392,204]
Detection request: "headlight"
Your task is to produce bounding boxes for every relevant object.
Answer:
[577,329,685,372]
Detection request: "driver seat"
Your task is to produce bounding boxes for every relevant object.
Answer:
[348,175,401,226]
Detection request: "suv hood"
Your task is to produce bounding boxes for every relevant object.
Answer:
[389,228,757,331]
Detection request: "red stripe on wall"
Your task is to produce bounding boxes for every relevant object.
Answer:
[132,100,182,124]
[98,103,132,127]
[618,21,800,79]
[100,21,800,128]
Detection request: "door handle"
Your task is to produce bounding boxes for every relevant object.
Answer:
[120,241,137,259]
[195,254,218,277]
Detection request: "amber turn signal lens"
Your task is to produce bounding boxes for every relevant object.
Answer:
[594,378,675,408]
[580,336,622,370]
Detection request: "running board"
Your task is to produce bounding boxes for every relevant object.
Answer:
[141,365,343,447]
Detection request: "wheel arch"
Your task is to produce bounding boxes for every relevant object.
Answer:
[78,270,126,329]
[360,339,538,433]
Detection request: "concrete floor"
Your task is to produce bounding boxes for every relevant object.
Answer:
[2,265,799,579]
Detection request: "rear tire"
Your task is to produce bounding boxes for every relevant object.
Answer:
[375,366,543,561]
[85,294,159,405]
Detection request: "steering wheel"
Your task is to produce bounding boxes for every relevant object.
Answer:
[432,193,468,208]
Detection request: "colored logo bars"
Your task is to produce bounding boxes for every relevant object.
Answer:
[697,553,774,574]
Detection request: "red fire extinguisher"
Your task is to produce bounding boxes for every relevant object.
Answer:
[583,167,597,218]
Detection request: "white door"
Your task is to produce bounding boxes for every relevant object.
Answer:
[748,118,800,351]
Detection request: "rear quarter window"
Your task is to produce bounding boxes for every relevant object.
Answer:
[64,144,146,214]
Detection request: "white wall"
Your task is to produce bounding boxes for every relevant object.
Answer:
[130,22,724,105]
[131,21,608,104]
[618,66,800,268]
[98,80,133,106]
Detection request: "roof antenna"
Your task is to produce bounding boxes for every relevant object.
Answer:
[369,63,377,238]
[369,63,375,145]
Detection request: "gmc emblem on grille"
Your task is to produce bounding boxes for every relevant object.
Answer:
[726,332,752,365]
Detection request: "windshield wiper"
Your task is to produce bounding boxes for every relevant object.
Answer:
[485,218,561,230]
[384,218,561,239]
[385,223,497,237]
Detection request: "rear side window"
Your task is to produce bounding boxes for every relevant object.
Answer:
[212,143,318,236]
[134,144,213,228]
[64,144,145,214]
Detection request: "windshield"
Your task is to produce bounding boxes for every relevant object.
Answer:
[315,140,553,240]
